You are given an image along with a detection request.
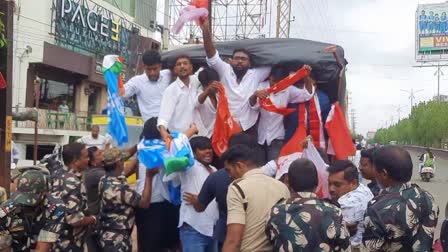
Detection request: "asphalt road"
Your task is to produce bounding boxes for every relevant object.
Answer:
[405,148,447,238]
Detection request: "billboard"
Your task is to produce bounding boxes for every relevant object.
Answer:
[416,3,448,62]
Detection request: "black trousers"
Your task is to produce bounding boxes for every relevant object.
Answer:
[135,201,180,252]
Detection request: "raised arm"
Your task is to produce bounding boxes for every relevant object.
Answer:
[200,19,216,59]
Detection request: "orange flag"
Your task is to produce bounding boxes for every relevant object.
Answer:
[325,102,355,159]
[212,84,242,156]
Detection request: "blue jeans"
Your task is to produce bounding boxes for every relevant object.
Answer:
[180,224,218,252]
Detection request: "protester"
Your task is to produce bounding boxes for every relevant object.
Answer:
[327,160,373,252]
[51,142,97,251]
[359,148,380,196]
[77,125,111,150]
[158,55,200,139]
[200,19,271,135]
[122,50,172,122]
[97,147,156,251]
[363,146,439,251]
[135,118,181,252]
[83,147,105,252]
[170,136,219,252]
[0,169,65,252]
[183,132,257,251]
[221,144,289,252]
[195,67,220,138]
[249,65,314,163]
[266,158,350,252]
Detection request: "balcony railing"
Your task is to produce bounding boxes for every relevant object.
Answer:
[14,108,92,131]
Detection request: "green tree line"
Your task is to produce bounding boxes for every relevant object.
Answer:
[374,100,448,148]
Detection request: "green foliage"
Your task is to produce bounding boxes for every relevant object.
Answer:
[0,11,6,48]
[374,101,448,147]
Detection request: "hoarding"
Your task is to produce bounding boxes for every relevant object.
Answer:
[416,3,448,62]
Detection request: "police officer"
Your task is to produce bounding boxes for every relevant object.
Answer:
[51,142,96,252]
[363,146,439,251]
[98,147,157,251]
[266,159,351,252]
[0,168,65,252]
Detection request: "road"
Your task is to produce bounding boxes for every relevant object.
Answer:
[406,148,447,238]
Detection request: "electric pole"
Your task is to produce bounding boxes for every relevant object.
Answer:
[276,0,293,38]
[349,109,357,134]
[401,88,423,111]
[0,0,14,195]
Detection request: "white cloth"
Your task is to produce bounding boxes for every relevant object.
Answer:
[77,134,110,150]
[206,51,271,130]
[170,161,219,237]
[157,76,200,133]
[353,150,361,168]
[338,183,374,247]
[194,88,217,138]
[260,160,278,177]
[136,139,171,203]
[123,70,172,122]
[58,104,69,113]
[253,81,314,145]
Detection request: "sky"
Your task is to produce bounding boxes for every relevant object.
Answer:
[286,0,447,136]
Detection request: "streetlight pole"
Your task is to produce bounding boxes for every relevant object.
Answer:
[401,88,424,111]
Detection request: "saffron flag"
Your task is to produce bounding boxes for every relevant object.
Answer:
[212,84,242,156]
[325,102,355,160]
[172,0,209,34]
[102,55,128,146]
[259,66,310,115]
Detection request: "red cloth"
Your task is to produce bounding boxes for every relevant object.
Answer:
[259,67,310,115]
[309,96,324,148]
[278,103,307,157]
[190,0,208,8]
[325,102,355,159]
[212,84,242,156]
[0,72,6,89]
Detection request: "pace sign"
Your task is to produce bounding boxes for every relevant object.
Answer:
[52,0,137,62]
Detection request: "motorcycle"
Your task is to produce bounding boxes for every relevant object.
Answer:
[420,165,435,182]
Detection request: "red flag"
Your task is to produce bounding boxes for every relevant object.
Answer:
[259,67,310,115]
[0,72,6,89]
[212,84,242,156]
[308,96,325,148]
[325,102,355,160]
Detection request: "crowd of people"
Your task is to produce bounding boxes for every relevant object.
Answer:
[0,19,443,252]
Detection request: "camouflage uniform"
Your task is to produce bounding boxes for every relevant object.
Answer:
[0,170,65,251]
[51,168,89,252]
[363,182,439,252]
[98,147,142,252]
[266,192,351,252]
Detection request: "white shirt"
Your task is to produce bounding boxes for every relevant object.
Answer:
[77,134,110,150]
[253,81,314,145]
[171,161,219,237]
[124,70,171,122]
[207,51,271,130]
[338,183,374,247]
[194,87,217,138]
[158,76,200,133]
[136,139,171,203]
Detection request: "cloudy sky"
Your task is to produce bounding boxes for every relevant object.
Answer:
[286,0,446,135]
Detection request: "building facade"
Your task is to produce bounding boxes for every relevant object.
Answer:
[13,0,160,160]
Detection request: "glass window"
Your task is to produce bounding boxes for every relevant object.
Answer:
[38,79,75,112]
[104,0,135,17]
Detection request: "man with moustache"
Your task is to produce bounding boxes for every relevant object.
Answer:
[200,19,271,136]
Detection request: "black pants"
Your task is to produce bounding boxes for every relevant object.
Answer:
[135,201,180,252]
[86,232,102,252]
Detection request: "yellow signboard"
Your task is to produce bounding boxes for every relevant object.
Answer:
[5,116,12,152]
[91,115,144,126]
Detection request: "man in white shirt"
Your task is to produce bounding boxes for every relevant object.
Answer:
[77,125,110,150]
[249,65,314,163]
[195,67,220,138]
[168,136,219,252]
[122,50,172,122]
[158,55,200,140]
[327,160,374,252]
[58,99,70,113]
[200,19,271,134]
